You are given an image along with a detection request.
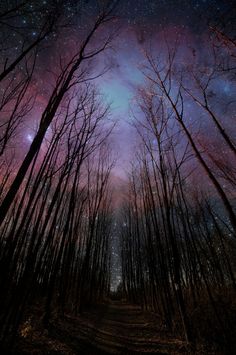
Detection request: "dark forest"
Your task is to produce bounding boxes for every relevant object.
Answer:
[0,0,236,353]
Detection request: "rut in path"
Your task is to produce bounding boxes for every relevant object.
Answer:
[46,301,187,354]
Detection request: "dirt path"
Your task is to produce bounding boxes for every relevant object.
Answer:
[41,301,187,354]
[15,301,192,354]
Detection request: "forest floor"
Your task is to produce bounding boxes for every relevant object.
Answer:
[15,301,218,354]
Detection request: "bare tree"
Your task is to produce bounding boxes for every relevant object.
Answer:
[0,1,117,226]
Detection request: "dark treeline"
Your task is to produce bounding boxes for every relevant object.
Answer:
[121,16,236,352]
[0,0,117,350]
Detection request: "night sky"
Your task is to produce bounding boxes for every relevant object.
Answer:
[2,0,235,163]
[1,0,236,289]
[1,0,235,179]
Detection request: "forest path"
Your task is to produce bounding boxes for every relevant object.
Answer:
[44,301,187,354]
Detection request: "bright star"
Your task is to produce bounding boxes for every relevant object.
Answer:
[26,134,33,142]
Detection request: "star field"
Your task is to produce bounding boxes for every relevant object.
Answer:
[0,0,236,290]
